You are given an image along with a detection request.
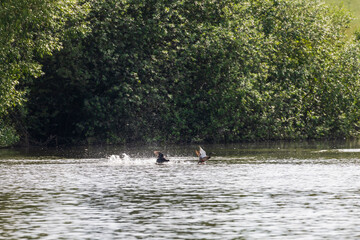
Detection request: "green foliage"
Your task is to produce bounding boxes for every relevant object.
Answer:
[0,122,19,148]
[0,0,89,146]
[246,0,360,140]
[21,0,360,144]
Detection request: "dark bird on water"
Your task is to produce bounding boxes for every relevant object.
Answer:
[154,151,169,164]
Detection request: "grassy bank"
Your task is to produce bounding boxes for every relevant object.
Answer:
[325,0,360,34]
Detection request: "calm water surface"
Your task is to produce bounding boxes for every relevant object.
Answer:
[1,141,360,239]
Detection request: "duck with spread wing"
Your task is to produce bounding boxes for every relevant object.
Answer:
[195,146,211,164]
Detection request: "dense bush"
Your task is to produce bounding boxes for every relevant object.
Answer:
[0,0,88,146]
[13,0,360,144]
[0,120,19,147]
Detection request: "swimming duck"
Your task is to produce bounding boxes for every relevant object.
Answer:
[195,146,211,164]
[154,151,169,164]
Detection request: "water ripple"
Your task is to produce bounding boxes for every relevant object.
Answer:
[1,153,360,239]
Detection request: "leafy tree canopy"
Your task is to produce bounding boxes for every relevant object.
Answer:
[0,0,88,146]
[6,0,360,145]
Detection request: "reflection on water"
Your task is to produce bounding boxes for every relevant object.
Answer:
[1,141,360,239]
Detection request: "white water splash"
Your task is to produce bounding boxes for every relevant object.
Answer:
[107,153,151,165]
[107,154,196,165]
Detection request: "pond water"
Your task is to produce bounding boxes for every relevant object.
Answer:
[1,140,360,239]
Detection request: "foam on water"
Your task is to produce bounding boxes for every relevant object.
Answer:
[316,149,360,153]
[337,149,360,153]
